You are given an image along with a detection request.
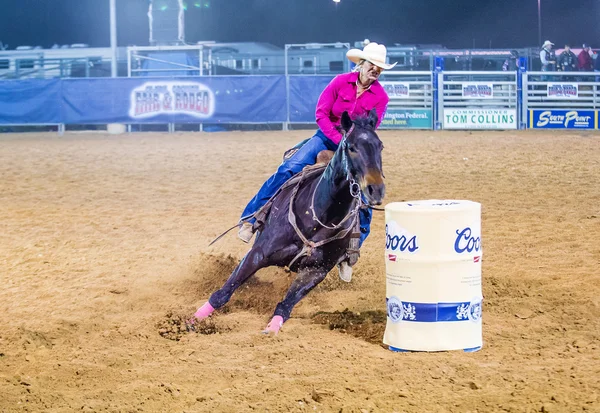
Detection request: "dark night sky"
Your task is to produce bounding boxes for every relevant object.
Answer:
[0,0,598,50]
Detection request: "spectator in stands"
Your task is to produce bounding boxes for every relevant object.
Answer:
[502,50,519,71]
[578,44,594,71]
[237,42,396,283]
[594,49,600,81]
[540,40,556,73]
[558,44,577,80]
[454,55,469,71]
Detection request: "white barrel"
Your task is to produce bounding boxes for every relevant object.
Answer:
[107,123,126,135]
[383,200,483,352]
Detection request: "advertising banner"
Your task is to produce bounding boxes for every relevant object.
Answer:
[529,109,596,129]
[381,82,411,99]
[381,109,432,129]
[61,76,287,124]
[547,84,578,99]
[443,108,517,129]
[461,82,494,99]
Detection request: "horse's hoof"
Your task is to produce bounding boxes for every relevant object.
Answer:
[194,302,215,320]
[262,315,283,335]
[338,261,353,283]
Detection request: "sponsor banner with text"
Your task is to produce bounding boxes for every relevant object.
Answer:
[443,108,517,130]
[547,83,578,99]
[529,109,597,129]
[461,82,494,99]
[381,82,411,99]
[381,109,432,129]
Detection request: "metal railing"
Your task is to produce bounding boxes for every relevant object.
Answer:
[436,71,519,130]
[3,70,600,132]
[0,57,110,79]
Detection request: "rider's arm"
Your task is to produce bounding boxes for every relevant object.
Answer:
[374,93,390,130]
[316,76,344,144]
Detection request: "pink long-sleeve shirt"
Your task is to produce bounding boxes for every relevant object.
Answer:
[315,71,389,145]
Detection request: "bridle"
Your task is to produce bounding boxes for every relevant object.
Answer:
[287,124,385,268]
[309,124,384,230]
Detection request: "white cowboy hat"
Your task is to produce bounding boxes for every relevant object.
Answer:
[346,42,397,70]
[542,40,554,48]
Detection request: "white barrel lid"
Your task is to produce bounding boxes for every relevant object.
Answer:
[386,200,480,213]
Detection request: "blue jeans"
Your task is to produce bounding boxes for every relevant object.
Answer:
[241,129,372,247]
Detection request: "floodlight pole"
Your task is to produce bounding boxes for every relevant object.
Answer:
[537,0,542,46]
[110,0,118,77]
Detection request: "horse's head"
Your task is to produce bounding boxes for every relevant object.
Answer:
[340,109,385,206]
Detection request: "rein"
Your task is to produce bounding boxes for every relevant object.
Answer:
[287,126,365,268]
[309,128,362,231]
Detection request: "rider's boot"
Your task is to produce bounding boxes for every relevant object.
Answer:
[238,222,255,243]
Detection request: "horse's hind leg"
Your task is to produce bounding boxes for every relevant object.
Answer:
[264,267,327,334]
[193,247,268,320]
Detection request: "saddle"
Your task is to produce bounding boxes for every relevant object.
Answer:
[250,163,327,232]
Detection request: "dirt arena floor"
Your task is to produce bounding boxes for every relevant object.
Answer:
[0,129,599,413]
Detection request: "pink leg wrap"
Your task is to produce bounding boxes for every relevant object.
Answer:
[193,302,215,320]
[264,315,284,334]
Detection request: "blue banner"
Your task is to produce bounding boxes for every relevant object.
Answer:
[529,109,597,129]
[0,76,287,125]
[0,79,62,124]
[62,76,287,124]
[288,75,334,123]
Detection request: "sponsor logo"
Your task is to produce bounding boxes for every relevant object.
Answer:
[444,109,517,129]
[462,83,493,98]
[547,84,578,99]
[535,110,593,128]
[382,82,410,98]
[129,81,215,118]
[468,298,483,322]
[385,222,419,254]
[381,109,432,129]
[454,227,481,254]
[386,296,404,323]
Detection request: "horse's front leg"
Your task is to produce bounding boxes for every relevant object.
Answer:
[263,266,328,334]
[192,246,269,321]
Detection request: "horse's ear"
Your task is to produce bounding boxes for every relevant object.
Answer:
[368,108,378,129]
[341,111,353,133]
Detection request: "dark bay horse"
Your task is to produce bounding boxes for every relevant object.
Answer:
[192,109,385,333]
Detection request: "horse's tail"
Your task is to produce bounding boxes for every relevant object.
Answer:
[208,222,244,246]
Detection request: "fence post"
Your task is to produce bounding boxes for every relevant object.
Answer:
[284,46,290,131]
[433,57,444,130]
[517,57,528,130]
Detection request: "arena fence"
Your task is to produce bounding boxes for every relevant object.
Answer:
[437,71,518,130]
[524,71,600,130]
[380,71,434,130]
[1,71,599,132]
